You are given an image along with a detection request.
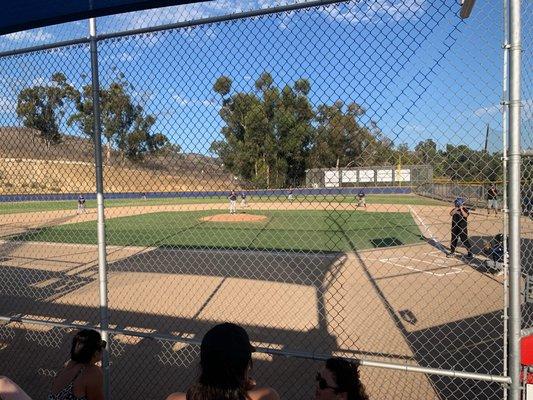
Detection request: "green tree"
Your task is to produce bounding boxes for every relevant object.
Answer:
[16,73,78,147]
[309,101,380,169]
[273,81,314,186]
[415,139,438,164]
[213,76,232,98]
[211,73,315,188]
[68,78,168,163]
[439,144,502,182]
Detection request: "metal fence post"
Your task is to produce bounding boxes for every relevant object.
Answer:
[502,1,510,399]
[89,17,111,400]
[508,0,522,398]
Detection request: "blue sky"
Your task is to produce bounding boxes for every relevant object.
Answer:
[0,0,530,156]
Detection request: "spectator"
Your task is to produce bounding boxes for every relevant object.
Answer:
[315,358,369,400]
[49,329,105,400]
[0,376,31,400]
[0,329,104,400]
[167,323,278,400]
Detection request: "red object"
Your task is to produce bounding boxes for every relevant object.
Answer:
[522,336,533,366]
[521,336,533,384]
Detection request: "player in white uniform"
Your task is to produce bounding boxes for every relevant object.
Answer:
[228,191,237,214]
[355,191,366,208]
[288,188,294,202]
[77,194,87,215]
[240,191,248,208]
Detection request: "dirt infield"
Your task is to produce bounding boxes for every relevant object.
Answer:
[1,202,530,399]
[199,213,268,223]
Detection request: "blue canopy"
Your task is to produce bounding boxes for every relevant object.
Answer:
[0,0,206,35]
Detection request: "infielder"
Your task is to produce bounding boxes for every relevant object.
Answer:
[486,184,499,215]
[240,191,248,208]
[77,194,87,215]
[355,190,366,208]
[228,190,237,214]
[288,188,294,202]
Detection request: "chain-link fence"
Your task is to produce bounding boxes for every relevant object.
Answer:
[0,0,529,399]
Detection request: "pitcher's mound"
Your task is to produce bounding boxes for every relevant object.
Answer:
[200,213,267,223]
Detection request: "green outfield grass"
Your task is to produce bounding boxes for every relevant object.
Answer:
[17,209,424,252]
[0,194,446,214]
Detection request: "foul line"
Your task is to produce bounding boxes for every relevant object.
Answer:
[379,255,463,277]
[408,205,447,255]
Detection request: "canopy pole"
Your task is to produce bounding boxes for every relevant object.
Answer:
[89,17,111,400]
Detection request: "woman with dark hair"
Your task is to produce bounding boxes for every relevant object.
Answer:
[48,329,105,400]
[166,323,278,400]
[1,329,105,400]
[315,358,369,400]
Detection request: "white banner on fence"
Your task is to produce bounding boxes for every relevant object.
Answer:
[324,170,340,187]
[527,384,533,400]
[376,169,393,182]
[359,170,375,182]
[341,170,357,183]
[395,169,411,182]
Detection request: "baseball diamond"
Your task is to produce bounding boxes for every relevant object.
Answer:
[0,1,531,400]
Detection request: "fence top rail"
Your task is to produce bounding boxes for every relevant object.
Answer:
[0,315,512,385]
[0,0,349,58]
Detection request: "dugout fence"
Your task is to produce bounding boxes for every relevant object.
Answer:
[0,1,530,399]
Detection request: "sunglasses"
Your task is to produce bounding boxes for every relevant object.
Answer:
[315,372,337,391]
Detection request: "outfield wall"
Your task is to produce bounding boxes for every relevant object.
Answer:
[0,186,413,203]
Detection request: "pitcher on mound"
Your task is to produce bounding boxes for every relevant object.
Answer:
[228,190,237,214]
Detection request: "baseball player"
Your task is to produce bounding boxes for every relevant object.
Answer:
[447,198,473,258]
[486,184,499,215]
[355,190,366,208]
[288,188,294,202]
[240,191,248,208]
[77,194,87,215]
[228,190,237,214]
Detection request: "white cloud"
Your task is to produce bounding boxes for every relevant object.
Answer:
[4,28,53,42]
[202,99,217,107]
[103,0,313,33]
[173,94,190,106]
[173,94,217,108]
[474,103,501,118]
[31,76,48,86]
[474,99,533,121]
[405,123,427,134]
[117,52,135,62]
[323,0,427,25]
[0,96,17,112]
[98,0,428,41]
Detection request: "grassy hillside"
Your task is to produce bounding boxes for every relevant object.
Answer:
[0,127,232,194]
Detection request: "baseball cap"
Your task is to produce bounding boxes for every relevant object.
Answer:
[454,198,465,207]
[201,323,256,356]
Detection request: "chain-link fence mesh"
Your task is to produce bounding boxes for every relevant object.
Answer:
[0,1,529,399]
